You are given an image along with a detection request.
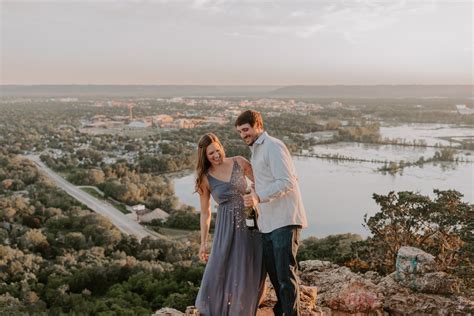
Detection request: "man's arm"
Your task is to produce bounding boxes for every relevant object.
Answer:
[256,140,297,203]
[236,156,255,183]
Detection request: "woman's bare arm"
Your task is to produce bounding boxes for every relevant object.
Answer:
[198,177,212,261]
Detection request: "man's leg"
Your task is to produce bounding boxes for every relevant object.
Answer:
[261,232,282,315]
[271,225,301,316]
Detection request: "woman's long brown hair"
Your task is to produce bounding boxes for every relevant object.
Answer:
[195,133,225,194]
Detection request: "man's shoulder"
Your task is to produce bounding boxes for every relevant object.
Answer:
[264,134,287,150]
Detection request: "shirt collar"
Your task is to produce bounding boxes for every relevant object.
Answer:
[253,131,267,146]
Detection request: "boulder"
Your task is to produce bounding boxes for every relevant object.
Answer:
[152,306,199,316]
[300,261,385,314]
[396,246,436,275]
[377,273,473,315]
[395,246,460,294]
[325,281,384,313]
[152,307,184,316]
[363,271,382,284]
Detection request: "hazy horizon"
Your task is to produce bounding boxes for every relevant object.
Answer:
[1,0,473,85]
[2,84,473,87]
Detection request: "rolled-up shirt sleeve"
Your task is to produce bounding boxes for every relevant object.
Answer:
[256,141,297,203]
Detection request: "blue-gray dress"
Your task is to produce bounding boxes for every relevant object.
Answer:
[195,159,265,316]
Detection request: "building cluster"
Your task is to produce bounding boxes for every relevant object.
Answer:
[81,114,200,130]
[455,104,474,115]
[79,96,355,136]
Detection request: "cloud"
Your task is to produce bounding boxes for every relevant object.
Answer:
[296,24,326,38]
[181,0,441,40]
[314,0,440,43]
[223,30,263,39]
[290,10,307,17]
[2,0,445,43]
[190,0,232,13]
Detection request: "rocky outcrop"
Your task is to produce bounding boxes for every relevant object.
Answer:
[257,278,323,316]
[300,257,473,315]
[377,271,472,315]
[152,307,183,316]
[152,306,199,316]
[154,247,473,315]
[299,261,386,315]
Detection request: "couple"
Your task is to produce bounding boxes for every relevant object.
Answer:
[194,110,308,316]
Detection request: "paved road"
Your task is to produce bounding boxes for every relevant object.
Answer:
[25,155,164,241]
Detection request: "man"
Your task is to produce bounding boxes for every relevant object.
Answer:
[235,110,308,316]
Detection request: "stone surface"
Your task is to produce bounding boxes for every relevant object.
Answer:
[157,247,473,316]
[300,260,340,273]
[152,307,184,316]
[184,306,200,315]
[152,306,200,316]
[395,246,460,294]
[377,272,473,315]
[325,281,384,313]
[298,258,473,315]
[257,277,320,316]
[300,262,385,314]
[396,246,437,275]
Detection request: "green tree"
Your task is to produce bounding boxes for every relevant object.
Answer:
[352,190,473,288]
[87,169,105,185]
[20,229,49,251]
[164,209,200,230]
[297,233,363,264]
[64,232,87,250]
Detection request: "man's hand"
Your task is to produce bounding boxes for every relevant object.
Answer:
[243,186,260,208]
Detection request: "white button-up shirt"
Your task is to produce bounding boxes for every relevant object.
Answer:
[250,132,308,233]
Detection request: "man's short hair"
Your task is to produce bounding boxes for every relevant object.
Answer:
[234,110,264,129]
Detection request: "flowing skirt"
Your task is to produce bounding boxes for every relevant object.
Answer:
[195,199,265,316]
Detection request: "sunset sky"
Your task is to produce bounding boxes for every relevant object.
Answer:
[1,0,472,85]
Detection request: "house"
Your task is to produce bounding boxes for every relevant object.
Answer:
[128,121,149,129]
[127,206,169,223]
[138,208,169,223]
[132,204,145,212]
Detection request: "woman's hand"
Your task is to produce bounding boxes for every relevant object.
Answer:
[199,243,209,262]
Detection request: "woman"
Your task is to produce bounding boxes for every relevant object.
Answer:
[194,133,265,316]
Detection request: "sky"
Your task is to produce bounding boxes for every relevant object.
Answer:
[1,0,473,85]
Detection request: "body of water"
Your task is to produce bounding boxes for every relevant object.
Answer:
[312,142,441,162]
[174,156,473,239]
[380,123,474,147]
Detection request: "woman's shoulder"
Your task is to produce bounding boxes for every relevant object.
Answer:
[197,173,211,193]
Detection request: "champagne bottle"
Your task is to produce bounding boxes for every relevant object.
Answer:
[244,188,259,231]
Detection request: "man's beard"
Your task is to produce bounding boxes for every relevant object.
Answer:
[247,137,255,146]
